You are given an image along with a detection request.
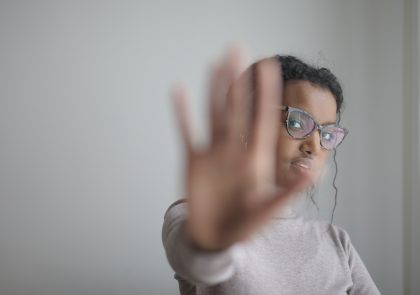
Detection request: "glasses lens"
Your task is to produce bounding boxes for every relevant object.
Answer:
[287,110,315,138]
[320,126,346,150]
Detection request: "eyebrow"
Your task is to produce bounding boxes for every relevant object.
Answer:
[277,105,338,126]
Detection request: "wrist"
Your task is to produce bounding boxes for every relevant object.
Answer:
[182,223,231,253]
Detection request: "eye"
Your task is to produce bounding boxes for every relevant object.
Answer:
[289,119,304,130]
[321,131,335,142]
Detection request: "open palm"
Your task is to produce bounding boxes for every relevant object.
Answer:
[173,49,311,251]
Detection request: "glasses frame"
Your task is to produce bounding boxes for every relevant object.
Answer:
[278,106,349,150]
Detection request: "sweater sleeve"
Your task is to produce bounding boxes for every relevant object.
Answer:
[161,200,238,286]
[336,227,381,295]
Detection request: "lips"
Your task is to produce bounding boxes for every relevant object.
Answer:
[291,157,312,170]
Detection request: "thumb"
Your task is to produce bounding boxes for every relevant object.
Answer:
[249,174,312,227]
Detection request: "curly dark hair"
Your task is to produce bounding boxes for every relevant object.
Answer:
[276,55,344,119]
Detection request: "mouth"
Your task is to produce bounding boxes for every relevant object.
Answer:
[290,158,312,172]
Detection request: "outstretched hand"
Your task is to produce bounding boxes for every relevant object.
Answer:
[172,48,311,251]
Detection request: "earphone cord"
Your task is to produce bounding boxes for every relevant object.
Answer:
[330,142,339,224]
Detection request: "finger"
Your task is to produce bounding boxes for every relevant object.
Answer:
[208,65,228,144]
[172,85,194,154]
[250,58,283,157]
[227,173,311,244]
[209,48,243,146]
[226,53,253,146]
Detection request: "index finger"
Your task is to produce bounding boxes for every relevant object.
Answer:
[250,57,283,156]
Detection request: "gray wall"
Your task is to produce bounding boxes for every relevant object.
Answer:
[403,0,420,293]
[0,1,416,294]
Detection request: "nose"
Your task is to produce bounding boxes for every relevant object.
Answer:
[299,130,322,156]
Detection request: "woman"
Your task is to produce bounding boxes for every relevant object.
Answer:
[162,49,380,295]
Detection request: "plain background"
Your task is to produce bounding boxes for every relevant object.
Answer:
[0,1,419,294]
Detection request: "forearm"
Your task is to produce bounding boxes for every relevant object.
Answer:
[161,202,237,285]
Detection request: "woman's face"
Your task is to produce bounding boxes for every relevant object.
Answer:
[275,80,338,188]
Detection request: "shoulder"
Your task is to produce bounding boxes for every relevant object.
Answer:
[302,218,352,253]
[163,198,188,221]
[165,198,187,213]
